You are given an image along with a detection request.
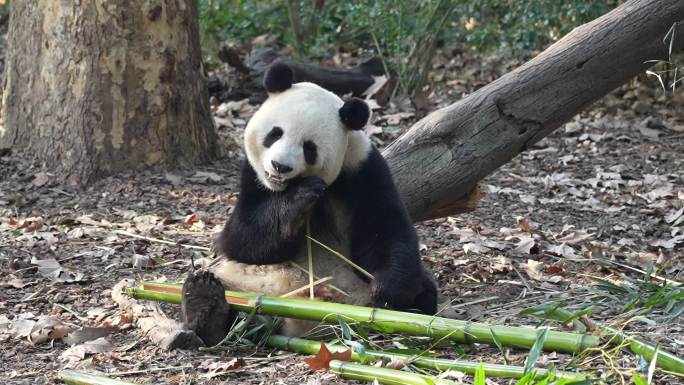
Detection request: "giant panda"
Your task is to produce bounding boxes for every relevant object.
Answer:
[181,62,437,346]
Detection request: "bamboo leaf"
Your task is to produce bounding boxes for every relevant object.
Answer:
[474,363,486,385]
[524,327,549,374]
[339,318,352,341]
[632,372,648,385]
[513,371,535,385]
[490,328,508,364]
[647,346,659,384]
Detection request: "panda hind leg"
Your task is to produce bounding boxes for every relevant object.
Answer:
[181,270,236,347]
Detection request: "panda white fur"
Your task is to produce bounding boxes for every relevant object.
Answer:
[181,63,437,346]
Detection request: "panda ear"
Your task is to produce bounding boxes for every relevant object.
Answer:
[264,62,294,93]
[339,98,370,131]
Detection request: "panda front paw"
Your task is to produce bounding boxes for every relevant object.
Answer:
[290,176,327,212]
[370,271,418,311]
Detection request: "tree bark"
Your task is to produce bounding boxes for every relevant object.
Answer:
[384,0,684,222]
[0,0,217,186]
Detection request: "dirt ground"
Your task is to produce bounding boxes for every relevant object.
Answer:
[1,47,683,385]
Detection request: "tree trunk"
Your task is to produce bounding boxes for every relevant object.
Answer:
[0,0,216,186]
[384,0,684,222]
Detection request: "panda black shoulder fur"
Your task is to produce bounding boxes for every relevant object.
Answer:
[181,62,437,346]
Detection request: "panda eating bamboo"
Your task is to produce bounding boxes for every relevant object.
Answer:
[181,62,438,346]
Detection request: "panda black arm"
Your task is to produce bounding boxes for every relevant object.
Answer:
[333,147,437,314]
[215,160,325,264]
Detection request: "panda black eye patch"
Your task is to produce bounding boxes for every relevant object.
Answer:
[303,140,317,165]
[263,126,283,148]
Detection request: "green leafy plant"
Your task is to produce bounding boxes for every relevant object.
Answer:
[197,1,622,96]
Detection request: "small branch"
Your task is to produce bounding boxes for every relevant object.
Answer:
[289,261,349,296]
[53,303,89,322]
[449,296,499,310]
[281,276,334,298]
[306,235,374,280]
[106,366,193,376]
[113,230,210,251]
[602,259,682,287]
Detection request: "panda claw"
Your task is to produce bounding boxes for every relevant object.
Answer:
[290,176,326,212]
[181,271,235,347]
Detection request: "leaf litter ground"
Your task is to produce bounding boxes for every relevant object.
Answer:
[0,49,682,384]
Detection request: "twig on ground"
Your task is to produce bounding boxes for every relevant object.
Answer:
[113,230,210,251]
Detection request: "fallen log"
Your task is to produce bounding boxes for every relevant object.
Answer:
[383,0,684,221]
[212,46,385,102]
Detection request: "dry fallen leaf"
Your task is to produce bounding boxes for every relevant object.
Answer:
[1,275,30,289]
[304,342,352,371]
[32,172,49,187]
[185,213,200,226]
[650,236,684,250]
[201,358,245,379]
[523,259,544,281]
[63,326,118,346]
[462,242,490,255]
[11,314,37,339]
[512,236,536,254]
[665,207,684,224]
[639,123,661,139]
[517,216,532,233]
[491,255,512,272]
[556,229,593,244]
[31,256,84,283]
[547,243,578,258]
[28,315,73,345]
[132,254,154,269]
[60,337,114,362]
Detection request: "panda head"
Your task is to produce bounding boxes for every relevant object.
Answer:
[244,62,371,191]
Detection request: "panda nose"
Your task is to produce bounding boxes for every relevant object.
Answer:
[271,160,293,174]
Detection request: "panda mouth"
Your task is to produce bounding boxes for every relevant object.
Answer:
[265,172,288,186]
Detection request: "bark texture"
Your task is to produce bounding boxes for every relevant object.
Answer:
[384,0,684,222]
[0,0,216,185]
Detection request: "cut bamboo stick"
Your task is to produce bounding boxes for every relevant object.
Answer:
[127,282,598,353]
[600,325,684,376]
[266,335,585,380]
[59,370,140,385]
[329,360,458,385]
[523,305,684,376]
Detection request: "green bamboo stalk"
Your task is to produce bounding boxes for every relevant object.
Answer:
[523,305,684,376]
[127,282,597,353]
[59,370,139,385]
[329,360,458,385]
[266,335,585,380]
[600,325,684,376]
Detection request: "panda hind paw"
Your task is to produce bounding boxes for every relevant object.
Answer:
[181,270,235,347]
